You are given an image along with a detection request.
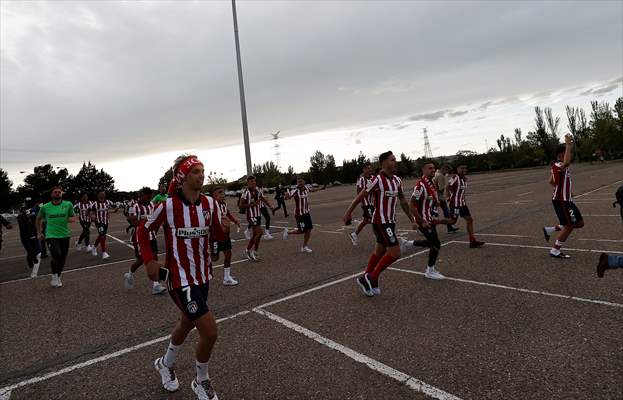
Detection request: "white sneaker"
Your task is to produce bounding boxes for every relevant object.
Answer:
[123,272,134,289]
[50,274,59,287]
[282,229,289,240]
[251,250,260,261]
[399,237,410,254]
[102,252,110,260]
[244,249,254,261]
[263,232,274,240]
[301,246,313,253]
[244,229,251,240]
[223,276,239,286]
[191,378,218,400]
[154,357,179,392]
[57,275,63,287]
[85,245,93,252]
[152,282,167,295]
[91,247,98,256]
[424,266,445,280]
[31,256,40,278]
[349,232,358,246]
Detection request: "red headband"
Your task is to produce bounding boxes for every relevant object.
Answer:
[167,156,203,194]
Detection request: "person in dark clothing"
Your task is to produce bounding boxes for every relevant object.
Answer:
[17,205,42,277]
[614,185,623,223]
[272,184,289,217]
[0,214,13,252]
[33,201,48,258]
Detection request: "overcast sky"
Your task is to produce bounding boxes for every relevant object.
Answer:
[1,1,622,190]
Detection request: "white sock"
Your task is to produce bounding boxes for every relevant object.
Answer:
[224,267,231,280]
[163,342,180,368]
[196,360,210,382]
[544,226,555,234]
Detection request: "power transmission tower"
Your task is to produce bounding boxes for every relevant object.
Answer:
[271,130,281,170]
[423,128,433,158]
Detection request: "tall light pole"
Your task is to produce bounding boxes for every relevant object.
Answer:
[231,0,252,176]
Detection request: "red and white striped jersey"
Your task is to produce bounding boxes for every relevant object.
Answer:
[366,172,403,224]
[74,201,93,222]
[92,200,114,224]
[356,175,375,207]
[551,161,573,201]
[412,176,438,223]
[129,201,156,241]
[288,185,312,216]
[138,192,223,289]
[447,174,467,208]
[241,187,264,219]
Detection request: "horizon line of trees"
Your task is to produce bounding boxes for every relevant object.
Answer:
[1,97,621,211]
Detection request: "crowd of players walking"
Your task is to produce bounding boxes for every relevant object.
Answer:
[1,135,622,399]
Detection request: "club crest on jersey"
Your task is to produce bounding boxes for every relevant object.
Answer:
[176,227,210,238]
[202,209,211,220]
[187,301,198,314]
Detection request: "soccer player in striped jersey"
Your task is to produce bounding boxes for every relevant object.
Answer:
[74,193,94,252]
[349,162,375,246]
[239,176,273,261]
[543,134,584,258]
[210,186,242,285]
[282,177,319,252]
[123,187,167,294]
[258,185,273,240]
[138,155,224,400]
[89,191,117,259]
[343,151,417,296]
[411,163,457,279]
[446,164,484,248]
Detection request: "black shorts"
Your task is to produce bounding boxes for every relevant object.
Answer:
[80,220,91,230]
[372,223,398,247]
[211,239,232,256]
[552,200,583,226]
[247,216,262,228]
[295,213,313,232]
[134,238,158,259]
[361,206,375,220]
[450,206,471,219]
[169,283,210,321]
[96,223,108,235]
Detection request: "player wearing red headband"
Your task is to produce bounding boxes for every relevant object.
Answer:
[138,155,224,400]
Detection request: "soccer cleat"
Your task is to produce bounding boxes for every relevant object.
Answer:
[596,253,608,278]
[223,276,239,286]
[102,252,110,259]
[124,272,134,289]
[356,275,374,297]
[282,229,289,240]
[191,378,218,400]
[469,240,485,248]
[542,227,550,242]
[301,246,313,253]
[349,232,358,246]
[91,247,98,256]
[244,229,251,240]
[152,282,167,295]
[263,232,274,240]
[424,267,445,280]
[550,251,570,259]
[244,249,254,261]
[154,357,179,393]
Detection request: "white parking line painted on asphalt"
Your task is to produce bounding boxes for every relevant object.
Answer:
[389,267,623,308]
[452,240,623,254]
[254,308,463,400]
[578,238,623,243]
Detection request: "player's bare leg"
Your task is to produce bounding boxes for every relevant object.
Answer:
[465,215,484,248]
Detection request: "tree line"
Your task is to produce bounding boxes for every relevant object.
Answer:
[1,97,620,211]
